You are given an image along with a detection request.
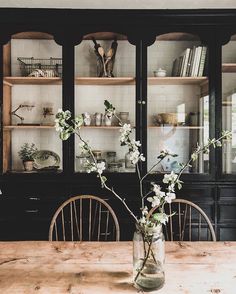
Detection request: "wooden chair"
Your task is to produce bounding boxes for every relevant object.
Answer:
[148,199,216,241]
[49,195,120,241]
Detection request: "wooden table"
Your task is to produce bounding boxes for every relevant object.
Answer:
[0,241,235,293]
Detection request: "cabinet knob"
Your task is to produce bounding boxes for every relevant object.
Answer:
[29,197,40,201]
[138,100,146,105]
[25,209,39,213]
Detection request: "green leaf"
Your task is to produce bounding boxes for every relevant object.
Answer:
[73,114,84,128]
[60,131,71,141]
[104,100,115,112]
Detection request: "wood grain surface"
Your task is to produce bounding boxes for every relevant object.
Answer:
[0,241,235,293]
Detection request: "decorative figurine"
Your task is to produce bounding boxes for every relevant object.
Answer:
[92,37,118,77]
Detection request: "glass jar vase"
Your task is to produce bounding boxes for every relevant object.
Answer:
[133,225,165,292]
[125,152,135,170]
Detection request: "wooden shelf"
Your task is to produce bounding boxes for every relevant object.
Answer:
[4,125,55,130]
[156,33,200,41]
[4,77,62,85]
[148,77,208,85]
[81,126,134,129]
[11,32,127,40]
[148,126,204,129]
[4,77,135,86]
[83,32,127,40]
[75,77,135,85]
[12,32,54,40]
[4,77,208,86]
[10,32,200,41]
[222,63,236,73]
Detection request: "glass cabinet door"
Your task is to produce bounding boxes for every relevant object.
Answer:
[2,32,63,173]
[222,35,236,174]
[74,32,136,173]
[147,33,209,174]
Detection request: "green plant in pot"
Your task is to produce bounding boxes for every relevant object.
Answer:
[18,143,38,171]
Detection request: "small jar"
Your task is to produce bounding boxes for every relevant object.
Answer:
[106,151,116,164]
[108,162,121,173]
[118,159,126,172]
[119,112,129,124]
[94,112,103,126]
[92,150,102,161]
[125,152,135,170]
[154,68,167,77]
[82,112,91,126]
[76,154,90,172]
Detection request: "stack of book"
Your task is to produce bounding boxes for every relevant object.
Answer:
[172,46,207,77]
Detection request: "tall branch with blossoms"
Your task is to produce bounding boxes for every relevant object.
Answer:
[55,101,232,231]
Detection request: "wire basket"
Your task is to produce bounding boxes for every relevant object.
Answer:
[17,57,62,77]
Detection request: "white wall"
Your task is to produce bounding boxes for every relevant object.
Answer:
[0,0,235,9]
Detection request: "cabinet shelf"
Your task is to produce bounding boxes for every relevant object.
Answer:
[222,63,236,73]
[81,126,135,129]
[4,77,135,86]
[148,77,208,85]
[4,76,208,86]
[75,77,135,85]
[4,125,55,130]
[148,126,204,129]
[4,77,62,85]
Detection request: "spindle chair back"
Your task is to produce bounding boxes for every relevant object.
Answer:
[148,199,216,241]
[49,195,120,241]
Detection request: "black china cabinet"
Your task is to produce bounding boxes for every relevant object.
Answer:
[0,8,236,240]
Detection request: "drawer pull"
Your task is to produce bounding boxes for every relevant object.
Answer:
[25,210,39,213]
[29,197,40,201]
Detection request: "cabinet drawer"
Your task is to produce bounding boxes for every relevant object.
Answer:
[218,186,236,201]
[177,186,215,202]
[219,227,236,241]
[218,203,236,223]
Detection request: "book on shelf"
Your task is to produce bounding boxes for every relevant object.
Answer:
[171,58,179,77]
[191,46,202,77]
[181,48,191,77]
[171,45,207,77]
[198,46,207,77]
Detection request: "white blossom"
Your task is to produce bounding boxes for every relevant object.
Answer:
[147,196,161,208]
[152,184,166,198]
[163,171,178,184]
[130,150,140,164]
[140,154,146,162]
[141,206,148,216]
[121,123,131,133]
[159,213,169,225]
[97,161,106,174]
[165,192,176,203]
[160,149,171,156]
[139,216,146,224]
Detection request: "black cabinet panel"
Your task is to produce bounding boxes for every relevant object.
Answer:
[218,203,236,223]
[177,185,215,202]
[219,227,236,241]
[218,186,236,201]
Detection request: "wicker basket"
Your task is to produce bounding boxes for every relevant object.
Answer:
[17,57,62,77]
[158,113,178,125]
